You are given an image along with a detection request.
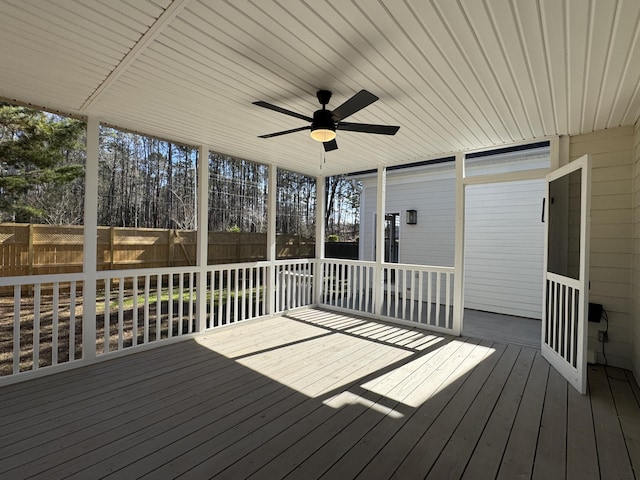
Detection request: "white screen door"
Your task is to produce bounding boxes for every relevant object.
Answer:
[542,154,591,394]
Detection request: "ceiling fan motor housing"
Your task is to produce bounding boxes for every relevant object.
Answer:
[311,109,336,132]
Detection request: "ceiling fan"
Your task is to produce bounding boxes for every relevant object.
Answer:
[253,90,400,152]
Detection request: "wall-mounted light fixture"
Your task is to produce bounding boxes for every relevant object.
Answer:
[406,209,417,225]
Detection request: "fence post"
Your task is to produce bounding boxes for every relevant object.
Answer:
[109,226,115,270]
[27,223,34,277]
[168,229,175,266]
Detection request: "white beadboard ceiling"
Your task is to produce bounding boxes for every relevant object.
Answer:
[1,0,639,176]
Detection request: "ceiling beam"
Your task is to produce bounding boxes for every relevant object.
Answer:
[80,0,192,113]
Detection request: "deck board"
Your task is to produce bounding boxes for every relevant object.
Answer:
[461,347,536,480]
[0,308,638,480]
[566,378,599,479]
[590,365,636,479]
[532,367,568,479]
[495,351,549,480]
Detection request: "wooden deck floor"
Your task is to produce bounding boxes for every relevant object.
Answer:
[1,308,638,479]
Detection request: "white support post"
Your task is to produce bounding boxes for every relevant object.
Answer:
[266,164,277,315]
[196,145,209,332]
[83,116,99,361]
[374,166,386,315]
[452,152,465,336]
[315,175,326,305]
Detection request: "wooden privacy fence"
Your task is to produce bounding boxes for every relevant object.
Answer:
[0,224,316,278]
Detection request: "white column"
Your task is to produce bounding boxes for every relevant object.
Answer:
[452,152,465,336]
[374,166,386,315]
[195,145,209,332]
[315,175,326,305]
[266,164,277,315]
[83,116,99,361]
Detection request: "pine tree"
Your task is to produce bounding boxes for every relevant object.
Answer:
[0,104,85,222]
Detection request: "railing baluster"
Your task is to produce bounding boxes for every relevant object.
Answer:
[233,268,239,322]
[207,271,214,328]
[417,271,423,323]
[156,274,162,340]
[364,266,370,313]
[445,272,451,329]
[322,262,328,305]
[410,270,415,322]
[401,268,407,320]
[225,269,232,322]
[346,264,352,309]
[69,281,76,361]
[52,282,59,365]
[104,278,110,353]
[394,268,400,318]
[287,263,293,310]
[241,268,246,321]
[247,267,253,320]
[133,276,139,346]
[295,264,301,307]
[33,284,41,369]
[217,270,223,325]
[435,272,441,328]
[427,272,432,325]
[118,278,124,350]
[144,275,150,343]
[13,285,20,374]
[188,272,194,333]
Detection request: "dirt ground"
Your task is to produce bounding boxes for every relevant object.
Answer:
[0,285,262,377]
[0,291,199,377]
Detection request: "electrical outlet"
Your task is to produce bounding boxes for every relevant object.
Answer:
[598,330,608,342]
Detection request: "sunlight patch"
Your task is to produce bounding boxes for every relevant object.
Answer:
[324,391,404,418]
[359,340,497,408]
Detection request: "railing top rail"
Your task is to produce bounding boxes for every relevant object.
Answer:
[0,272,86,287]
[384,262,454,273]
[320,259,454,273]
[274,258,316,266]
[207,260,272,271]
[320,259,376,267]
[96,265,201,280]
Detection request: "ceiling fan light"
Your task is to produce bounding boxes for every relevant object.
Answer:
[310,128,336,142]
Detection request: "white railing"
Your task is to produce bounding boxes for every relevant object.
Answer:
[207,262,268,328]
[319,260,455,333]
[1,257,458,382]
[319,260,375,315]
[381,263,454,331]
[96,267,199,355]
[274,259,315,313]
[0,273,85,376]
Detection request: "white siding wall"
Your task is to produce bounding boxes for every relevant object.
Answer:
[464,180,545,319]
[569,127,634,369]
[360,159,545,320]
[633,122,640,382]
[361,169,456,266]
